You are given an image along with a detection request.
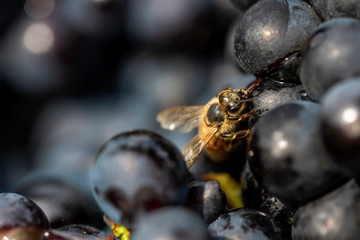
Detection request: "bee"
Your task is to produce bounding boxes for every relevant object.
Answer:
[157,78,262,168]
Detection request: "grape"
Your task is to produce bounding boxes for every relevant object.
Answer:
[225,15,246,71]
[240,161,297,231]
[0,227,48,240]
[300,17,360,101]
[13,177,103,228]
[248,101,346,202]
[184,180,226,223]
[51,224,108,240]
[3,1,360,239]
[234,0,321,82]
[0,193,49,229]
[309,0,360,20]
[208,207,287,240]
[0,193,49,240]
[292,179,360,240]
[249,78,309,126]
[131,207,210,240]
[90,130,190,228]
[320,78,360,179]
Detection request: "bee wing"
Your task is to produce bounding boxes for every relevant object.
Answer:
[157,106,205,133]
[182,127,219,169]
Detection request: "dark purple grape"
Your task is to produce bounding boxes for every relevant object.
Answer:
[292,179,360,240]
[320,78,360,179]
[51,224,108,240]
[2,224,108,240]
[300,17,360,101]
[310,0,360,20]
[90,130,190,228]
[0,193,49,240]
[131,207,210,240]
[184,180,226,224]
[208,207,287,240]
[0,227,48,240]
[234,0,321,82]
[0,193,49,229]
[240,161,297,230]
[225,15,247,71]
[248,101,346,202]
[13,177,103,228]
[249,78,309,126]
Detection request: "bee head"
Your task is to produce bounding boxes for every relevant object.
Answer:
[219,88,248,113]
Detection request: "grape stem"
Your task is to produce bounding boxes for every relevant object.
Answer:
[103,215,131,240]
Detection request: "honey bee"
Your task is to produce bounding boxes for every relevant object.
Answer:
[157,78,262,168]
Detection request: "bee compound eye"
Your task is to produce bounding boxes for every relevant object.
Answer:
[206,103,224,125]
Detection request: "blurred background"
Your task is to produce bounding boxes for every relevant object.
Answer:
[0,0,246,193]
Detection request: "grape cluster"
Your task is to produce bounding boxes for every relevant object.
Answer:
[1,0,360,240]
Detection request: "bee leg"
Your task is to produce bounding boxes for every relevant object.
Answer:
[237,111,253,121]
[225,141,233,152]
[227,111,253,121]
[220,130,251,140]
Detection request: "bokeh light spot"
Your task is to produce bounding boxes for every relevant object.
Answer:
[24,0,55,19]
[23,23,54,54]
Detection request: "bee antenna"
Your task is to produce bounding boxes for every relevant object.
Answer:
[229,98,253,111]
